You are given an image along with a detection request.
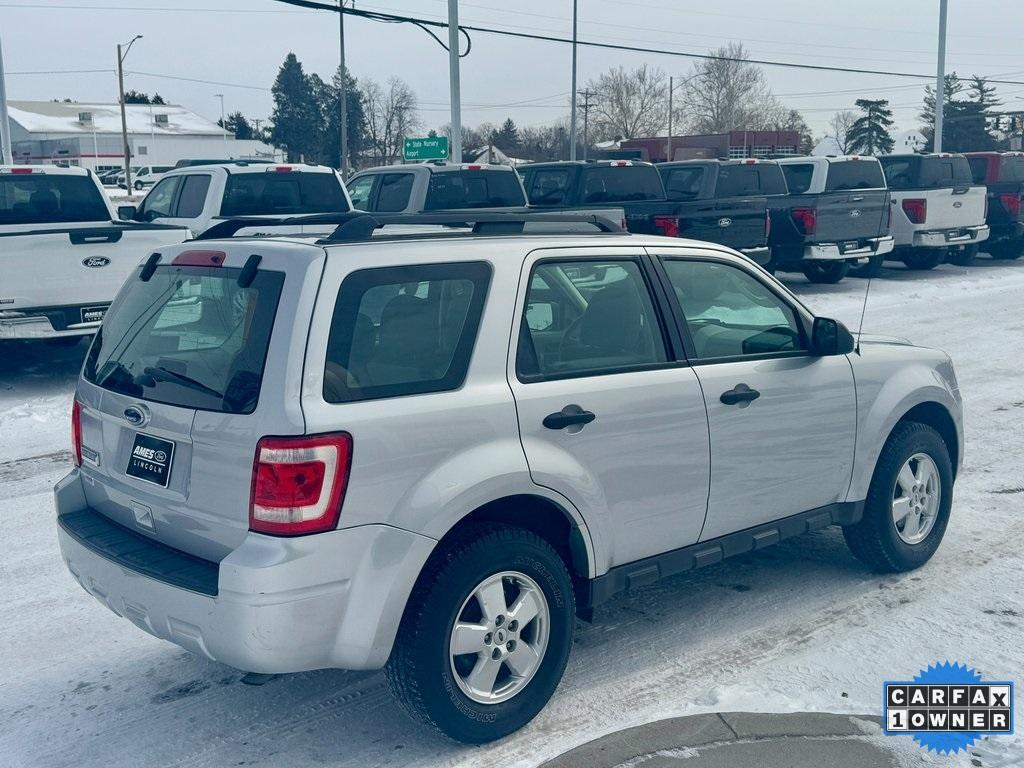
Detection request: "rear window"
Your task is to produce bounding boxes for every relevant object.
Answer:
[716,163,788,197]
[824,160,885,191]
[525,168,574,205]
[0,173,109,225]
[881,156,973,189]
[323,263,491,403]
[967,156,990,184]
[424,170,526,209]
[375,173,414,212]
[83,265,284,414]
[220,171,349,216]
[661,166,706,201]
[781,163,815,194]
[999,156,1024,183]
[580,165,664,203]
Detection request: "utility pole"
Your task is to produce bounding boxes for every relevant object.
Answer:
[448,0,462,163]
[569,0,578,160]
[577,89,593,161]
[117,35,142,192]
[338,0,349,176]
[667,76,673,163]
[215,93,227,153]
[934,0,948,152]
[0,34,12,165]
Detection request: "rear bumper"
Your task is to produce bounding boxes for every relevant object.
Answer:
[912,224,989,248]
[54,470,436,673]
[988,221,1024,243]
[803,235,895,261]
[0,311,100,340]
[738,246,771,266]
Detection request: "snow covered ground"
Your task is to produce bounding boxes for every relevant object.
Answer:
[1,258,1022,768]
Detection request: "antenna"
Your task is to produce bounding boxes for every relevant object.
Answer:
[855,268,873,354]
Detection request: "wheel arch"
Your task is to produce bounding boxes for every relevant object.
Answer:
[893,401,960,478]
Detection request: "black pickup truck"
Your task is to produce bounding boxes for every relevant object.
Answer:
[657,159,784,265]
[965,151,1024,261]
[772,156,894,283]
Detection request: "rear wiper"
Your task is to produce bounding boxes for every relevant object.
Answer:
[143,366,223,399]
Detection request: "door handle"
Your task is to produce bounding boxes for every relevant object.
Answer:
[543,405,596,430]
[850,195,865,202]
[720,384,761,406]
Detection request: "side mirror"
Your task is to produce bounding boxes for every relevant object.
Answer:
[117,204,138,221]
[811,316,856,356]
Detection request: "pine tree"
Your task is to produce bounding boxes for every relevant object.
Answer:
[218,112,254,140]
[920,74,963,152]
[270,53,319,162]
[847,99,895,155]
[492,118,520,152]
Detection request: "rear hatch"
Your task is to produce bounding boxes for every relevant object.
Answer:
[814,159,889,245]
[74,241,322,561]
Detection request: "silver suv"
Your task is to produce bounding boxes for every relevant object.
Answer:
[56,213,963,743]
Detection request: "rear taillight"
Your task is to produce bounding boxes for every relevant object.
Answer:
[653,215,680,237]
[885,199,892,230]
[999,193,1021,217]
[71,399,82,467]
[764,208,771,240]
[790,207,816,235]
[902,198,927,224]
[249,433,352,536]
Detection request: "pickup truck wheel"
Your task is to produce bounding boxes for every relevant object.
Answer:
[801,261,849,284]
[990,241,1024,260]
[843,422,953,573]
[947,244,978,266]
[901,248,944,270]
[849,255,884,278]
[385,524,575,744]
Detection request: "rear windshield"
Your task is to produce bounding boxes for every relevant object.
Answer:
[967,156,990,184]
[220,171,349,216]
[880,156,973,189]
[0,174,109,225]
[824,160,885,191]
[781,163,815,194]
[580,165,665,203]
[83,265,284,414]
[716,163,788,197]
[424,170,526,209]
[524,168,574,205]
[661,166,706,201]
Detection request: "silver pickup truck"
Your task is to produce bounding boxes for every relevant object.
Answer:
[0,165,190,342]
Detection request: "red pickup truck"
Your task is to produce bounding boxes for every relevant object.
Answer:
[965,151,1024,261]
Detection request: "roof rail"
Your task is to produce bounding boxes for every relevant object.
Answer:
[194,211,625,242]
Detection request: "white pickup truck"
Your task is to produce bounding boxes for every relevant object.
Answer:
[0,165,190,343]
[119,162,352,236]
[879,153,989,269]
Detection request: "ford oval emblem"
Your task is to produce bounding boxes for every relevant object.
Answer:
[83,256,110,268]
[123,405,150,427]
[850,209,862,218]
[953,201,963,208]
[717,217,732,228]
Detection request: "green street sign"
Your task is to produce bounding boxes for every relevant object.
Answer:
[404,136,449,161]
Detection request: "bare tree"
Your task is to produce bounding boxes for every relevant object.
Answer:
[828,110,857,154]
[586,65,668,141]
[676,42,781,133]
[362,77,420,164]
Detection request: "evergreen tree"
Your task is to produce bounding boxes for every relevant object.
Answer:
[491,118,520,152]
[123,90,165,105]
[270,53,319,162]
[918,73,995,152]
[218,111,254,140]
[847,99,895,155]
[920,74,963,152]
[322,65,367,168]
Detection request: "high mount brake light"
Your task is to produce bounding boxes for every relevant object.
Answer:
[172,250,226,267]
[902,198,927,224]
[249,433,353,536]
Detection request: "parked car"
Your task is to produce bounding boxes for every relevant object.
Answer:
[113,166,141,188]
[774,155,894,282]
[0,165,190,342]
[519,159,680,235]
[119,162,352,236]
[119,165,173,191]
[657,158,785,265]
[348,161,528,212]
[57,211,962,743]
[98,168,123,186]
[964,151,1024,261]
[878,153,989,269]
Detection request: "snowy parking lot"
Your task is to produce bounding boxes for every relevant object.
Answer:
[2,258,1022,768]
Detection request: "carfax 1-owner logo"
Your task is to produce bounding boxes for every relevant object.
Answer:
[884,661,1015,754]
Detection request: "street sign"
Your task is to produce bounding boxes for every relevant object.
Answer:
[404,136,449,162]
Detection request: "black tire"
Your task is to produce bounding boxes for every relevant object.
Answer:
[843,422,953,573]
[849,255,884,278]
[947,244,978,266]
[901,248,945,270]
[990,240,1024,260]
[385,524,575,743]
[801,261,849,284]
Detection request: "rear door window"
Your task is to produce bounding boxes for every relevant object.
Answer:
[83,265,284,414]
[174,174,211,218]
[220,171,350,216]
[781,163,815,194]
[375,173,414,212]
[526,168,574,205]
[662,166,705,201]
[323,262,491,403]
[580,166,664,203]
[424,171,526,209]
[0,173,110,224]
[824,160,885,191]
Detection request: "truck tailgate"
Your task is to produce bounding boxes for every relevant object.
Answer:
[813,189,889,244]
[924,186,987,229]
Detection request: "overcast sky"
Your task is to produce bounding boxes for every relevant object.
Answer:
[3,0,1024,138]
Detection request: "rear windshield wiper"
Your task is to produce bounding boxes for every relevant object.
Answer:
[143,366,223,399]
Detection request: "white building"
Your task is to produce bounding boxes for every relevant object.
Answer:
[7,100,278,173]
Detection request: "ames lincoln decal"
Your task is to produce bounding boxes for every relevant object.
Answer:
[884,662,1014,754]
